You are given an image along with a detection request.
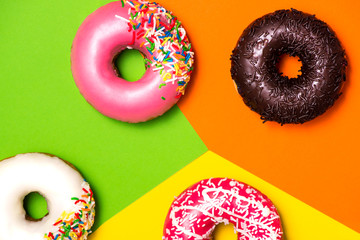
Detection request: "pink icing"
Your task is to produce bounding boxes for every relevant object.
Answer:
[71,1,194,122]
[163,178,283,240]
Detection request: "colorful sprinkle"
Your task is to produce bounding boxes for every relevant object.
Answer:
[44,181,95,240]
[119,0,194,99]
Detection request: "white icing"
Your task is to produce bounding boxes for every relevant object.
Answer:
[0,153,85,240]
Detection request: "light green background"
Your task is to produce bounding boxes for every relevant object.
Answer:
[115,49,147,82]
[0,0,207,230]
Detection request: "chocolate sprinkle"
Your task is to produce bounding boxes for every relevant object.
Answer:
[230,9,347,124]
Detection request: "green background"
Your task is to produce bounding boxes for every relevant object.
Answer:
[0,0,207,230]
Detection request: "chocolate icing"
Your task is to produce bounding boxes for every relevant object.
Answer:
[231,9,347,124]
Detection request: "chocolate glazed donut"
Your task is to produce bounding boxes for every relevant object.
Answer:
[231,9,347,124]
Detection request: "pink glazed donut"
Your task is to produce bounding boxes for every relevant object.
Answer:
[163,178,283,240]
[71,0,194,123]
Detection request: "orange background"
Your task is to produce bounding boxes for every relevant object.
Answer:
[160,0,360,232]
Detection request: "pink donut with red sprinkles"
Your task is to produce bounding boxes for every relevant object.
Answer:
[71,0,194,123]
[163,178,283,240]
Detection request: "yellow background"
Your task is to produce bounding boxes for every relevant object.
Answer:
[90,151,359,240]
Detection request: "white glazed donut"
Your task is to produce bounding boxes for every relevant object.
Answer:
[0,153,95,240]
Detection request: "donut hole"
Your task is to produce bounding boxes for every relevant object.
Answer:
[114,49,146,82]
[23,192,49,221]
[213,223,237,240]
[276,54,302,79]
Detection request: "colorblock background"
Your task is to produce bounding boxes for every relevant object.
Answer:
[90,151,359,240]
[0,0,359,238]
